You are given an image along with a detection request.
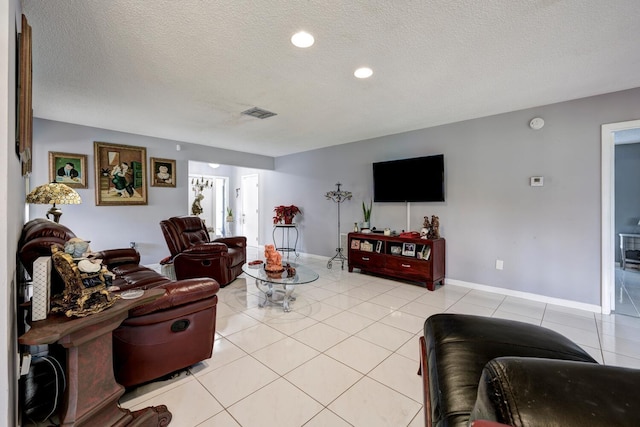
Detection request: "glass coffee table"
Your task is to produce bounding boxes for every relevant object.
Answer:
[241,262,319,312]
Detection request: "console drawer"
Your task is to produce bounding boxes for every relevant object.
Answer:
[350,252,384,268]
[385,256,431,276]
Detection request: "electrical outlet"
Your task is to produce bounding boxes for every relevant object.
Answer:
[496,259,504,270]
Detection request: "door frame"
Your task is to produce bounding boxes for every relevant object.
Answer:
[601,118,640,314]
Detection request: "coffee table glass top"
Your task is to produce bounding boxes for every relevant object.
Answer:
[241,262,318,284]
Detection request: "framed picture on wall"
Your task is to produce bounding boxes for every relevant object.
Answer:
[17,14,33,176]
[94,141,148,206]
[49,152,88,188]
[150,157,176,187]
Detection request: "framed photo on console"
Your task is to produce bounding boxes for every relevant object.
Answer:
[351,239,361,250]
[375,241,383,253]
[402,242,416,257]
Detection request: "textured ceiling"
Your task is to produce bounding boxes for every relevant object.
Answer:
[21,0,640,157]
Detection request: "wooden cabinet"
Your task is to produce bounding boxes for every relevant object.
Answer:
[348,232,445,290]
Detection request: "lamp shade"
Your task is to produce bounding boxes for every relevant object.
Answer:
[26,182,82,205]
[26,182,81,223]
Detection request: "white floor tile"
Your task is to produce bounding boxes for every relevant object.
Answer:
[191,337,247,377]
[291,322,350,352]
[124,378,223,427]
[329,377,422,427]
[228,378,323,427]
[325,335,392,374]
[197,355,279,407]
[368,353,423,403]
[303,409,352,427]
[285,354,363,405]
[225,323,287,353]
[197,410,241,426]
[355,321,414,352]
[323,310,376,334]
[252,337,320,375]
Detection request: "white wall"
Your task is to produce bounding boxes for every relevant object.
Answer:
[3,2,27,425]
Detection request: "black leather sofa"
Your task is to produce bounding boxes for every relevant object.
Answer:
[419,313,640,427]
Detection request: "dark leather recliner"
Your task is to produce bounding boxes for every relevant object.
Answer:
[420,313,640,427]
[160,216,247,287]
[18,218,220,388]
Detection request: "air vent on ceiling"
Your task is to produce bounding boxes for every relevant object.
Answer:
[241,107,277,119]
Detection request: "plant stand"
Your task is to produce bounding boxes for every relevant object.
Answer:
[325,182,352,269]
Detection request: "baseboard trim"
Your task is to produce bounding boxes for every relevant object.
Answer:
[445,278,603,314]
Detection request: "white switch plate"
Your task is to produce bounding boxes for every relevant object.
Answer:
[530,176,544,186]
[496,259,504,270]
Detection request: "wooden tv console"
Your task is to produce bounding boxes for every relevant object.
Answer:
[347,232,445,290]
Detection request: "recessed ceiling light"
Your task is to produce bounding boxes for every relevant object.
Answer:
[354,67,373,79]
[291,31,314,48]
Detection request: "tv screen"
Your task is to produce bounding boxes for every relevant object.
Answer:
[373,154,444,202]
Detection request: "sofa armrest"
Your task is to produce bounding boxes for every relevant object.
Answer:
[182,242,228,255]
[128,277,220,317]
[92,248,141,267]
[471,357,640,427]
[213,236,246,249]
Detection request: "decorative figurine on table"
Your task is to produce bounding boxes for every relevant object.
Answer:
[264,244,284,275]
[421,217,431,239]
[428,215,440,239]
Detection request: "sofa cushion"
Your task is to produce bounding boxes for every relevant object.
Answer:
[424,314,597,427]
[471,357,640,427]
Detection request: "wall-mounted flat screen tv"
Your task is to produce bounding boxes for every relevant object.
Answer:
[373,154,444,202]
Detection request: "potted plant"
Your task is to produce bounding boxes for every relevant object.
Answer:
[226,207,233,222]
[361,199,372,229]
[273,205,301,224]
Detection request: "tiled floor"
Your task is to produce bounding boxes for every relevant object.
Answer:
[26,249,640,426]
[615,266,640,317]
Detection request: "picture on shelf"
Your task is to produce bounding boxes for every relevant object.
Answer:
[424,245,432,260]
[351,239,361,250]
[402,242,416,257]
[361,241,374,252]
[375,240,382,253]
[390,246,402,255]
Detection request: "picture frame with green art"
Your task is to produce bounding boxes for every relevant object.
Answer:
[49,152,88,189]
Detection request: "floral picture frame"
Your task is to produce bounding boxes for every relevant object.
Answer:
[49,152,88,188]
[150,157,176,187]
[94,141,147,206]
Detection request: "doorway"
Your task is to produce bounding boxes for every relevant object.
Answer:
[241,174,259,248]
[601,119,640,315]
[188,174,229,237]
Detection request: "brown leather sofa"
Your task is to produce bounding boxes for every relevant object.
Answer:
[160,215,247,287]
[18,218,220,388]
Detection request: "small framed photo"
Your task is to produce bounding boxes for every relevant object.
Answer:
[361,241,374,252]
[49,152,88,188]
[402,242,416,257]
[351,239,361,250]
[150,157,176,187]
[375,240,382,253]
[390,246,402,255]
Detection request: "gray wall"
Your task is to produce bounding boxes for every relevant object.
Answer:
[29,119,274,265]
[615,142,640,262]
[29,88,640,307]
[268,88,640,305]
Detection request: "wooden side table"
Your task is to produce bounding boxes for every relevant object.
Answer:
[19,288,171,426]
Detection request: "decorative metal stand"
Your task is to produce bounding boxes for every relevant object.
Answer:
[325,182,352,269]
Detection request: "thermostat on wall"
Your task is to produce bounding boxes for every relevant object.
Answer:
[530,176,544,186]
